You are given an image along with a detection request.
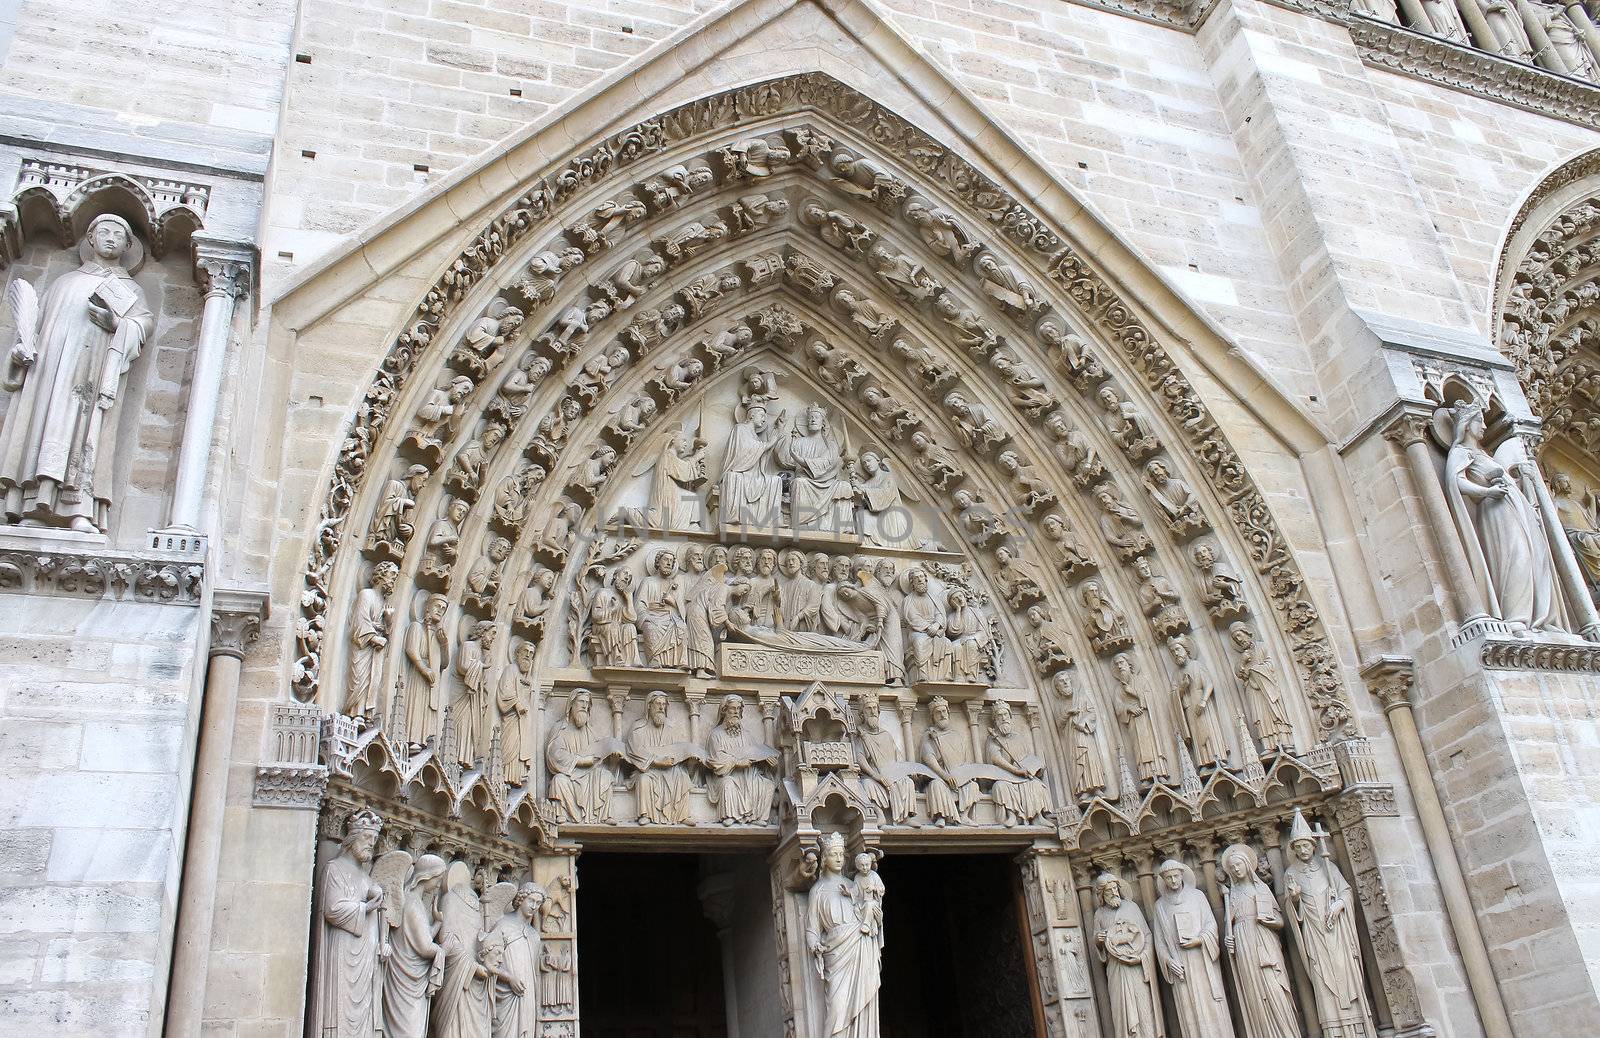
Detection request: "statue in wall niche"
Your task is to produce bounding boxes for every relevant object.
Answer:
[1143,460,1205,536]
[636,548,688,669]
[381,852,448,1038]
[431,864,501,1038]
[1153,860,1236,1038]
[486,882,546,1038]
[1096,484,1153,559]
[1283,810,1375,1038]
[952,488,1013,548]
[995,449,1056,513]
[685,547,731,677]
[346,562,399,717]
[856,689,914,824]
[1133,556,1189,638]
[994,544,1045,609]
[1042,411,1105,488]
[903,568,955,683]
[572,346,631,407]
[0,214,153,533]
[989,353,1055,417]
[707,694,779,825]
[908,429,964,490]
[986,701,1051,825]
[1480,0,1531,57]
[921,695,978,825]
[1434,398,1566,634]
[518,566,558,632]
[1544,7,1599,78]
[1113,652,1168,782]
[546,690,615,823]
[806,831,884,1038]
[1092,873,1163,1038]
[1191,543,1248,621]
[946,588,991,684]
[1552,473,1600,593]
[627,690,694,824]
[366,464,428,556]
[1419,0,1469,41]
[497,640,538,784]
[718,402,787,526]
[779,404,855,532]
[1169,634,1228,770]
[852,449,915,547]
[1229,623,1295,752]
[1220,844,1300,1038]
[589,569,640,667]
[401,593,450,749]
[1054,672,1107,798]
[455,620,499,765]
[1024,606,1074,675]
[446,423,507,498]
[943,391,1006,453]
[310,810,385,1037]
[1097,385,1159,459]
[905,195,979,260]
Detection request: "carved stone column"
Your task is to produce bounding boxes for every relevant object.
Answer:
[1383,410,1489,626]
[165,587,268,1036]
[1517,0,1566,72]
[1361,656,1513,1038]
[1566,2,1600,69]
[161,235,253,535]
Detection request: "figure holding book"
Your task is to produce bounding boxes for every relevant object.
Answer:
[1152,859,1235,1038]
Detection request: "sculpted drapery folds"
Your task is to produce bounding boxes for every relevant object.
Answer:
[806,833,883,1038]
[1153,860,1235,1038]
[402,593,451,747]
[455,620,499,766]
[776,402,854,532]
[348,561,400,717]
[311,810,385,1038]
[1221,844,1300,1038]
[920,695,977,826]
[855,689,914,824]
[545,690,614,823]
[497,640,538,783]
[1093,874,1164,1038]
[985,701,1050,825]
[382,853,448,1038]
[0,214,153,533]
[1283,810,1374,1038]
[487,883,545,1038]
[635,548,688,668]
[627,689,693,824]
[718,400,785,526]
[705,694,778,825]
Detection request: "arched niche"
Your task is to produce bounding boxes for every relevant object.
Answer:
[289,75,1359,833]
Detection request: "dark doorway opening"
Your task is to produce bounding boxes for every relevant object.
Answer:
[578,852,729,1038]
[878,853,1039,1038]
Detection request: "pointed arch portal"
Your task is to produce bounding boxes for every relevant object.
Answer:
[295,73,1387,1038]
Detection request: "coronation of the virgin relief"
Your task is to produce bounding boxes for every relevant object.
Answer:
[9,0,1600,1037]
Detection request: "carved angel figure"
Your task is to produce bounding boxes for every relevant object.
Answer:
[636,422,705,530]
[853,449,918,546]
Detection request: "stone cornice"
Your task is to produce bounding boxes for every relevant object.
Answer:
[0,529,205,605]
[1477,636,1600,671]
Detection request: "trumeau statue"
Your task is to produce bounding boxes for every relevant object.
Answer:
[1152,859,1236,1038]
[1220,844,1300,1038]
[311,810,386,1037]
[806,832,883,1038]
[706,694,779,825]
[1283,810,1375,1038]
[1092,873,1164,1038]
[545,690,615,823]
[1,214,154,533]
[1434,397,1566,633]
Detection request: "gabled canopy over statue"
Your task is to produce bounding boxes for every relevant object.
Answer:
[2,215,154,533]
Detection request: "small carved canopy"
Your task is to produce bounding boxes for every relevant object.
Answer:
[8,167,203,263]
[787,681,856,740]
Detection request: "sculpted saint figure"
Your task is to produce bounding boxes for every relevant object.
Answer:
[719,402,786,526]
[310,810,385,1037]
[545,690,614,823]
[382,853,447,1038]
[635,549,688,669]
[455,621,498,765]
[946,588,990,683]
[706,694,778,824]
[1229,623,1294,751]
[401,593,450,748]
[1143,459,1204,532]
[517,567,557,630]
[1170,634,1228,769]
[778,404,854,532]
[855,689,914,824]
[853,449,916,546]
[423,497,470,580]
[1,215,154,531]
[1191,542,1247,619]
[685,548,731,677]
[986,701,1051,825]
[367,464,428,555]
[746,547,782,627]
[1552,473,1600,592]
[1221,844,1300,1038]
[496,640,537,784]
[1283,811,1374,1038]
[921,696,978,825]
[627,690,693,824]
[638,422,705,529]
[589,569,640,667]
[347,562,399,717]
[806,832,883,1038]
[1152,860,1236,1038]
[1437,399,1564,633]
[1092,873,1164,1038]
[902,568,954,683]
[781,550,827,632]
[822,555,869,640]
[1054,672,1107,798]
[431,865,496,1038]
[487,882,545,1038]
[861,560,906,686]
[1114,652,1168,781]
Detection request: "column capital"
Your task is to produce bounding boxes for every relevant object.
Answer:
[191,232,255,300]
[211,587,269,659]
[1380,406,1435,449]
[1360,655,1416,715]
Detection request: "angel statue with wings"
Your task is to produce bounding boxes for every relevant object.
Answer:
[2,214,154,532]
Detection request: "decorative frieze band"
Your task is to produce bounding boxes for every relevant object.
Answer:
[0,534,205,604]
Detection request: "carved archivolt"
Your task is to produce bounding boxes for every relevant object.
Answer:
[290,76,1360,852]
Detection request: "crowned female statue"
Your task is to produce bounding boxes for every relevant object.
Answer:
[806,832,883,1038]
[1,214,154,532]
